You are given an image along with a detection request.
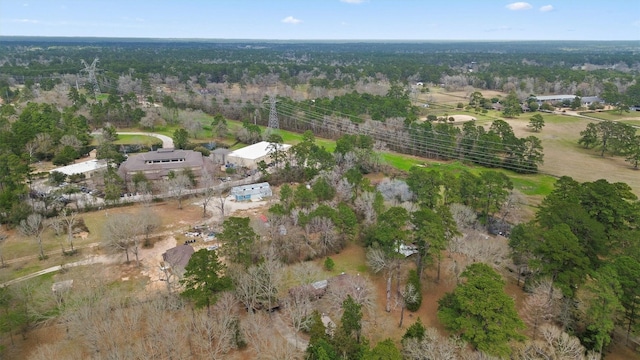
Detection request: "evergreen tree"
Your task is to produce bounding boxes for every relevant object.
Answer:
[438,263,525,357]
[218,217,257,267]
[180,249,232,313]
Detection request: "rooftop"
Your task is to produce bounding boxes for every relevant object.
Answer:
[229,141,292,161]
[162,245,195,271]
[119,149,204,174]
[230,182,272,198]
[51,159,108,176]
[534,95,577,101]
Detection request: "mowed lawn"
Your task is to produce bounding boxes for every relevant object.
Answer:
[503,113,640,197]
[579,109,640,122]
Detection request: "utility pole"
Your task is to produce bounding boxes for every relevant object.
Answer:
[80,58,100,95]
[268,94,279,130]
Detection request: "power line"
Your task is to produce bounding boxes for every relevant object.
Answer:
[270,101,544,174]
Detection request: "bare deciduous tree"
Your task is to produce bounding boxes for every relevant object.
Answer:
[138,206,161,248]
[199,169,216,218]
[305,216,340,256]
[102,212,139,264]
[402,327,464,360]
[377,178,414,204]
[243,312,301,360]
[57,210,79,253]
[450,231,509,267]
[498,190,526,224]
[354,191,378,225]
[449,203,478,231]
[59,134,83,152]
[285,262,324,287]
[512,324,600,360]
[231,265,262,312]
[215,191,229,221]
[283,287,313,348]
[325,273,376,318]
[34,133,53,157]
[183,117,203,139]
[367,247,395,312]
[20,213,46,260]
[521,279,562,340]
[164,172,193,210]
[188,292,238,358]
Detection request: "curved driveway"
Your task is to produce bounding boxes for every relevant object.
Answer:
[116,132,174,149]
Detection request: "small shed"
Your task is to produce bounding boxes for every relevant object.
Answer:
[212,148,232,164]
[230,182,272,202]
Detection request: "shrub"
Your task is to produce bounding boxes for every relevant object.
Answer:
[324,257,335,271]
[193,146,211,157]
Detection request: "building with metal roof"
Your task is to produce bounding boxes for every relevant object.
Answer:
[227,141,292,169]
[51,159,108,178]
[533,95,604,105]
[230,182,272,201]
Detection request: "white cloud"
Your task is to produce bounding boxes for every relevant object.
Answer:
[506,2,533,11]
[485,25,513,32]
[539,5,554,12]
[340,0,366,4]
[282,16,302,25]
[11,18,39,24]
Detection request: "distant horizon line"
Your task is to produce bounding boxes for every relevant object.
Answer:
[1,35,638,43]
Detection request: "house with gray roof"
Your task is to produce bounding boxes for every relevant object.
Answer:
[162,244,195,278]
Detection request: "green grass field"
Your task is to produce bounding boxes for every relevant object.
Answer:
[113,134,162,147]
[579,110,640,121]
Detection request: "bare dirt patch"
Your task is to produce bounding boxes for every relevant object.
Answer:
[450,114,477,122]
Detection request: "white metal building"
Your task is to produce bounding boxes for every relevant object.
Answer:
[227,141,292,169]
[51,159,108,178]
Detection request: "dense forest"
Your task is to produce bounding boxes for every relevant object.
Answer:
[0,38,639,359]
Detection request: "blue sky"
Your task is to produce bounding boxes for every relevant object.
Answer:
[1,0,639,40]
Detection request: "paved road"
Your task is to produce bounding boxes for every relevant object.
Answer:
[91,131,174,148]
[1,254,117,287]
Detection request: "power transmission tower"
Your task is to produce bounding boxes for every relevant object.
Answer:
[268,94,279,130]
[80,58,100,95]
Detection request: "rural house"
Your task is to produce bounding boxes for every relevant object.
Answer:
[162,244,195,278]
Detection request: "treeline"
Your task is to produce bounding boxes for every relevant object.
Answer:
[0,39,637,93]
[579,120,640,169]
